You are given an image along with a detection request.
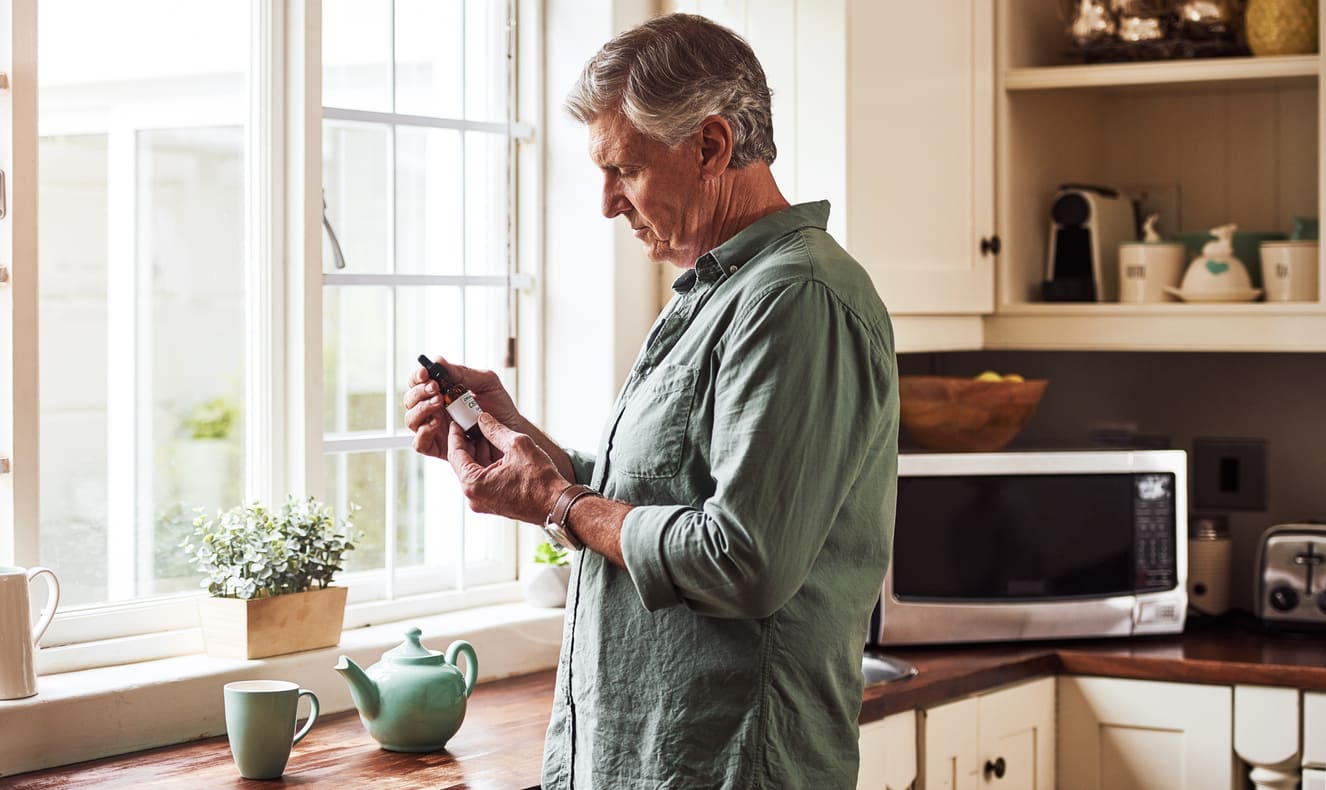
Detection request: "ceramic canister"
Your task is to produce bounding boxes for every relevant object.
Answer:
[1119,242,1186,302]
[0,566,60,700]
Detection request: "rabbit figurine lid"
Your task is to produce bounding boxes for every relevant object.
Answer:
[1166,222,1262,301]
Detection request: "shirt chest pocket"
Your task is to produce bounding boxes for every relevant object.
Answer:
[610,364,698,480]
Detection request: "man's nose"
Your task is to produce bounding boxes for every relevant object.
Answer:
[602,182,629,219]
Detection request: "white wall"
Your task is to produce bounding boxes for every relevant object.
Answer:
[541,0,662,454]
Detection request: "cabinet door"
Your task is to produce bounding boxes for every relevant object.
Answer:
[858,710,918,790]
[923,695,980,790]
[838,0,995,315]
[669,0,995,320]
[1059,676,1233,790]
[978,676,1055,790]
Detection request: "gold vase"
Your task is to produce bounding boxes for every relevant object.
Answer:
[1246,0,1319,56]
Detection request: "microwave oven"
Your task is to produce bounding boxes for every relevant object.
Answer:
[871,449,1188,646]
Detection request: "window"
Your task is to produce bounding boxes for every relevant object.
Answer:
[321,0,533,614]
[1,0,536,670]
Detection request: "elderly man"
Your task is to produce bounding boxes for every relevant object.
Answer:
[404,13,898,789]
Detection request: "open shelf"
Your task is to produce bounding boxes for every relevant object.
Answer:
[1005,54,1319,92]
[983,303,1326,351]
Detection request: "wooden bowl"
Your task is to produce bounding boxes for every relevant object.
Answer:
[899,375,1048,452]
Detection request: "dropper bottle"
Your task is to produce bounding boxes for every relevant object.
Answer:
[417,355,485,442]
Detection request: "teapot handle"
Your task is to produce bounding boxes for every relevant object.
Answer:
[446,640,478,698]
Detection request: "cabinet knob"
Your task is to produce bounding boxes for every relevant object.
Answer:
[980,235,1001,256]
[983,756,1006,779]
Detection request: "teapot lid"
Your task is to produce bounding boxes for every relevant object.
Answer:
[382,627,446,665]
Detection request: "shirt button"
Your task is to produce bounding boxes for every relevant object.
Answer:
[728,265,738,274]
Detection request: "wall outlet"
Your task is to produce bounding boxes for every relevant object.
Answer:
[1192,437,1267,511]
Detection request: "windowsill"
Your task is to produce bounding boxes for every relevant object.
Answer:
[0,602,565,778]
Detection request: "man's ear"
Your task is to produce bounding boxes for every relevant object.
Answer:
[696,115,733,180]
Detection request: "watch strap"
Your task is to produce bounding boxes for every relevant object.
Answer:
[546,483,597,550]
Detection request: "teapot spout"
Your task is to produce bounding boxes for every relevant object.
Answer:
[334,655,380,720]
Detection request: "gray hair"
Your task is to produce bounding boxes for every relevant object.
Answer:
[565,13,776,169]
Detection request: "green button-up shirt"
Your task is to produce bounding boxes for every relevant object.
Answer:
[542,201,899,789]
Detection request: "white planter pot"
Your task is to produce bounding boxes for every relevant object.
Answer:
[521,565,571,608]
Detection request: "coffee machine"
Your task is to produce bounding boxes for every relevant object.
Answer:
[1043,184,1138,302]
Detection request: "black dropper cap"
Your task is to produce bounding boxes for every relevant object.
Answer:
[418,354,450,386]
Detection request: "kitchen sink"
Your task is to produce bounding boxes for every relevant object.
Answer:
[862,653,918,686]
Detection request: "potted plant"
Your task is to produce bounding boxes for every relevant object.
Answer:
[522,540,572,608]
[183,495,361,659]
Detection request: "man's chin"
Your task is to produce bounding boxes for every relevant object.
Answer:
[640,243,675,265]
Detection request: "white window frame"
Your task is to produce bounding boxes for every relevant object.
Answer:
[318,0,537,622]
[0,0,544,675]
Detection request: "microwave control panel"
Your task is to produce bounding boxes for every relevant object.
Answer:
[1133,473,1177,591]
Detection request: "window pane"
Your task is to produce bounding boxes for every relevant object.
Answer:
[323,123,390,274]
[325,451,387,573]
[325,286,391,434]
[140,127,247,596]
[395,0,464,118]
[464,286,510,377]
[396,127,464,276]
[464,0,507,123]
[395,448,462,575]
[464,131,510,277]
[37,135,111,606]
[323,0,392,112]
[38,0,249,607]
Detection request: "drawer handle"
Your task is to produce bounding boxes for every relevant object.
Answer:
[984,756,1006,779]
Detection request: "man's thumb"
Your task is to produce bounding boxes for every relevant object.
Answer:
[475,412,511,447]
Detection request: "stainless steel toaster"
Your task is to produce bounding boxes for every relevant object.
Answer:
[1256,523,1326,627]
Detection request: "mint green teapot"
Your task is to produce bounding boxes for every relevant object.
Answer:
[334,627,477,752]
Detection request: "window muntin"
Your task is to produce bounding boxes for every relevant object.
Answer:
[320,0,523,601]
[6,0,534,664]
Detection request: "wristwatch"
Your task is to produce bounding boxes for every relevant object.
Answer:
[543,484,597,551]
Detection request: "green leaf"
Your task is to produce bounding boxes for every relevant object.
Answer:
[533,540,569,566]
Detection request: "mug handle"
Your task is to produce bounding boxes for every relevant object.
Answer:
[292,688,319,746]
[26,567,60,646]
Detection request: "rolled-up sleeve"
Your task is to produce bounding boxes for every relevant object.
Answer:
[564,448,598,487]
[619,279,889,618]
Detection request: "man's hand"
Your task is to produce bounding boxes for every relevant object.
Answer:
[448,413,568,525]
[403,356,521,461]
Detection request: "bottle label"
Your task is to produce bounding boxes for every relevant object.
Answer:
[445,392,483,433]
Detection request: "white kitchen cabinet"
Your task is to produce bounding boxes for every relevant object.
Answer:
[858,710,918,790]
[662,0,995,352]
[920,676,1055,790]
[1058,675,1234,789]
[673,0,1326,352]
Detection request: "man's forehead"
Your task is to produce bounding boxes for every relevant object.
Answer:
[588,113,645,163]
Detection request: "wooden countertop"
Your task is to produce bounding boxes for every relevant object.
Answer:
[7,671,555,790]
[15,616,1326,789]
[863,614,1326,721]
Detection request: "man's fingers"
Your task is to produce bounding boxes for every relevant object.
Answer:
[474,413,519,452]
[447,422,481,481]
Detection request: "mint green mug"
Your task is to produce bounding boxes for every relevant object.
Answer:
[223,680,319,779]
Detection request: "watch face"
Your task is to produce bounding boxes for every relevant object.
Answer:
[544,523,578,551]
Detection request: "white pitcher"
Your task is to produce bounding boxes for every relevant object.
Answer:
[0,566,60,700]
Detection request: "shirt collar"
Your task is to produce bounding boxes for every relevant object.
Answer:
[698,201,830,285]
[671,201,832,294]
